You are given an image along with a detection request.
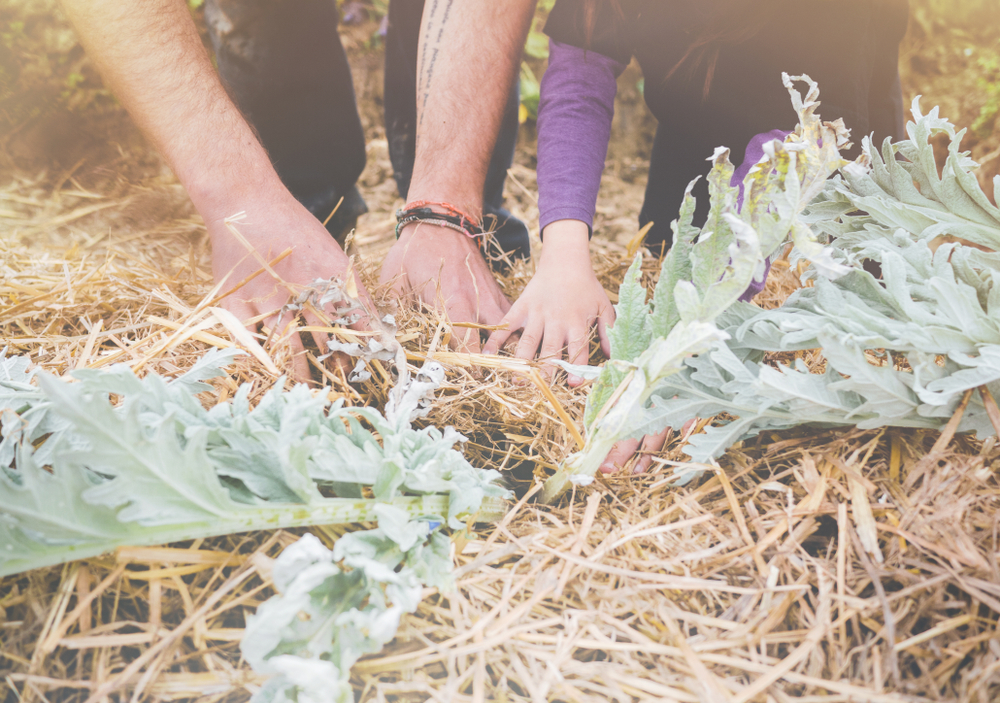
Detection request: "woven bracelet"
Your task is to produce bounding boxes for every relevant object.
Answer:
[394,201,488,240]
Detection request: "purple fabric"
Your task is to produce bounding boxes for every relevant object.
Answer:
[537,39,626,235]
[733,129,789,301]
[731,129,790,205]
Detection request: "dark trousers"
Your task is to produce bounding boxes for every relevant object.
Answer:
[205,0,367,235]
[204,0,524,253]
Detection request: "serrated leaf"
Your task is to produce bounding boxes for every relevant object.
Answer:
[608,254,651,363]
[567,75,857,499]
[649,178,700,338]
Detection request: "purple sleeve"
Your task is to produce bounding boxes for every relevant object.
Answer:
[537,39,627,235]
[538,43,785,302]
[735,129,790,301]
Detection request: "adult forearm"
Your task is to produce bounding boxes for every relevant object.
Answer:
[58,0,281,214]
[408,0,536,216]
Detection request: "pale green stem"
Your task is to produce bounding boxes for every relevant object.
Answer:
[1,495,457,577]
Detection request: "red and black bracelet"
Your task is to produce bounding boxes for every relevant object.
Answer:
[394,200,491,241]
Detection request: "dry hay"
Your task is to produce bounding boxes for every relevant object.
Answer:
[5,162,1000,703]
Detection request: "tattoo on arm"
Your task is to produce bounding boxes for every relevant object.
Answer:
[418,0,453,127]
[419,0,436,91]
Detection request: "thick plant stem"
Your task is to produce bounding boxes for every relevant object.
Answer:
[1,495,450,577]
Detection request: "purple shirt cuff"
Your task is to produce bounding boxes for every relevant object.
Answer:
[537,39,626,235]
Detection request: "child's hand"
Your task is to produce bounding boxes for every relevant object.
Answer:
[483,220,613,386]
[600,430,670,475]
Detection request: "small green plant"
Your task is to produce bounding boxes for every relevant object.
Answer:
[560,92,1000,492]
[0,348,507,577]
[519,2,555,122]
[519,62,540,122]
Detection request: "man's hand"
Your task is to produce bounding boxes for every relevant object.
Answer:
[385,1,534,344]
[59,0,374,380]
[203,190,373,381]
[483,220,612,384]
[379,223,510,352]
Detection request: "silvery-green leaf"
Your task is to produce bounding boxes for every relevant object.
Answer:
[241,529,438,703]
[693,214,762,318]
[36,373,236,525]
[650,178,700,337]
[566,75,856,500]
[385,360,446,429]
[548,359,602,381]
[544,321,725,502]
[1,353,507,579]
[373,503,429,552]
[691,149,738,293]
[168,347,244,393]
[583,255,650,427]
[608,254,651,363]
[917,347,1000,405]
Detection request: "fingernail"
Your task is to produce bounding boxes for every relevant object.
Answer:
[568,374,581,386]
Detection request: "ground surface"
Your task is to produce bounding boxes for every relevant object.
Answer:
[3,1,1000,702]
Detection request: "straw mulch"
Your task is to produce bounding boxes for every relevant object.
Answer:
[4,151,1000,703]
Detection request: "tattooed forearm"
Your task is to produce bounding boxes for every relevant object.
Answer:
[418,0,453,127]
[419,0,437,92]
[407,0,535,209]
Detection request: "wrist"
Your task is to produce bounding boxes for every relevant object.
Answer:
[396,200,486,240]
[397,220,479,249]
[183,151,289,225]
[403,186,482,224]
[540,219,591,266]
[154,96,288,224]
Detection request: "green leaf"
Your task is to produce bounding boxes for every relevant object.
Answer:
[609,255,652,363]
[566,75,854,500]
[3,349,511,701]
[519,62,540,121]
[544,321,726,502]
[572,80,1000,490]
[649,178,700,338]
[583,255,651,428]
[0,355,508,577]
[524,19,549,60]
